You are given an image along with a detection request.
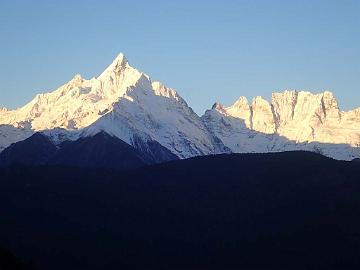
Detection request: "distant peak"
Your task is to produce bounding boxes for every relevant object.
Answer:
[71,74,83,82]
[63,74,84,89]
[323,90,335,98]
[252,96,269,106]
[321,90,339,110]
[233,96,249,107]
[212,102,225,111]
[151,81,163,89]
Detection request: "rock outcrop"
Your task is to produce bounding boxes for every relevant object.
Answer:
[202,90,360,160]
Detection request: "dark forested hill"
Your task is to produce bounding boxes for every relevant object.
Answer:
[1,151,360,269]
[0,132,178,170]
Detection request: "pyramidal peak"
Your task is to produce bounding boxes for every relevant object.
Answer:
[113,52,128,65]
[0,53,167,132]
[96,53,150,99]
[0,53,222,159]
[98,52,129,80]
[107,52,129,68]
[233,96,249,107]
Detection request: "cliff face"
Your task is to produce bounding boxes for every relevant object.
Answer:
[202,90,360,160]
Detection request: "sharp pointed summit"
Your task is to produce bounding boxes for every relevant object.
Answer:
[0,53,359,161]
[99,52,129,79]
[113,52,128,64]
[0,53,225,159]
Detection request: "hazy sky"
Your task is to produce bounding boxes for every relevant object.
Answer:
[0,0,359,114]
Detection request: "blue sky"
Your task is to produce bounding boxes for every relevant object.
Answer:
[0,0,359,114]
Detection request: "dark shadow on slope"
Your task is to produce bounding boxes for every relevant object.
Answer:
[48,131,151,169]
[131,134,179,163]
[0,132,56,166]
[1,152,360,269]
[0,131,178,169]
[0,124,33,152]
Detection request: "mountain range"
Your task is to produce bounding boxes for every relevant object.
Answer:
[0,53,359,167]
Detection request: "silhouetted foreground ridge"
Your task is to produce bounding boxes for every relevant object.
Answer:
[1,151,360,269]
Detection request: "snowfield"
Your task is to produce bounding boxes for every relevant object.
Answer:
[0,53,359,160]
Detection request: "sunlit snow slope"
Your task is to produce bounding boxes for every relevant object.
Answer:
[202,91,360,160]
[0,54,359,160]
[0,53,226,158]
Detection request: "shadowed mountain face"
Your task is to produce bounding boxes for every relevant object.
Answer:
[0,133,57,167]
[50,131,177,168]
[49,132,151,169]
[0,132,178,169]
[0,124,34,153]
[1,152,360,269]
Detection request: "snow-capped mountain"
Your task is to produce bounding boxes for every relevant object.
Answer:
[0,53,227,159]
[202,91,360,160]
[0,53,359,162]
